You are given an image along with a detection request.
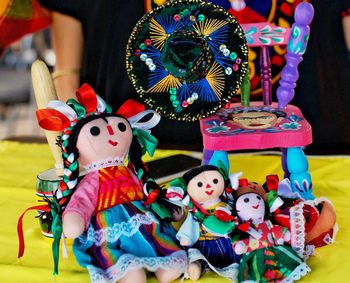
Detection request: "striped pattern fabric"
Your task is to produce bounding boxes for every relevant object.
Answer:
[96,166,144,212]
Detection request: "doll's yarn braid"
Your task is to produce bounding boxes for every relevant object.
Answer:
[59,123,80,193]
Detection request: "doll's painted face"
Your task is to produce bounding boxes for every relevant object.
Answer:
[230,111,283,129]
[76,116,132,166]
[236,192,265,224]
[187,170,225,203]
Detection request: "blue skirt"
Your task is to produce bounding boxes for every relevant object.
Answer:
[73,201,187,283]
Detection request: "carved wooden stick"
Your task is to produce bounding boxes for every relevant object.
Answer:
[277,3,314,108]
[31,60,63,175]
[260,46,272,106]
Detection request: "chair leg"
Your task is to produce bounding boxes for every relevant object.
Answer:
[281,147,290,179]
[286,147,314,200]
[202,149,229,172]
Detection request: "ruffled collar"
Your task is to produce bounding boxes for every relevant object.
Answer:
[83,157,125,173]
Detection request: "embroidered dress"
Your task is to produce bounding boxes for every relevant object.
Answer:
[64,163,187,283]
[177,200,240,281]
[233,220,310,283]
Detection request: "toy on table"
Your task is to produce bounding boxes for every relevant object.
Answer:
[167,164,240,281]
[269,175,337,254]
[232,178,311,283]
[28,83,187,283]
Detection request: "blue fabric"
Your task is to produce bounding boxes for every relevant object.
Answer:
[73,201,181,271]
[193,237,241,268]
[176,212,200,246]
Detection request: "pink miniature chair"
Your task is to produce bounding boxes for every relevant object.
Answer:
[200,3,315,200]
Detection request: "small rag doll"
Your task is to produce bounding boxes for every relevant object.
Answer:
[168,164,241,281]
[34,84,187,283]
[232,178,311,283]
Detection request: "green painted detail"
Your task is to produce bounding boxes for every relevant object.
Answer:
[292,27,300,39]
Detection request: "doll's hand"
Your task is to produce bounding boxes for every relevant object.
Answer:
[283,230,291,244]
[172,206,184,222]
[233,241,248,255]
[63,213,85,239]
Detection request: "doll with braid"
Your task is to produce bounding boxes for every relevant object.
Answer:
[167,164,241,281]
[35,84,187,283]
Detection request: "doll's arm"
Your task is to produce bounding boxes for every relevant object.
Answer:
[176,212,200,247]
[62,172,99,238]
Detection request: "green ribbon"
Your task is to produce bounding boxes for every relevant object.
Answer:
[266,190,279,209]
[216,160,229,181]
[169,177,187,191]
[66,99,87,118]
[151,202,172,220]
[132,128,158,157]
[49,198,63,275]
[203,215,235,235]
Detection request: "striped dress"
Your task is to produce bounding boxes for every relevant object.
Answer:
[64,165,187,283]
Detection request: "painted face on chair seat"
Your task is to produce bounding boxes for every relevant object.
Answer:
[76,116,133,167]
[187,170,225,203]
[236,192,265,224]
[230,111,284,129]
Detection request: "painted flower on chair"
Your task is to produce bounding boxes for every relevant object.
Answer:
[279,122,301,130]
[206,120,231,133]
[279,115,303,130]
[286,114,303,123]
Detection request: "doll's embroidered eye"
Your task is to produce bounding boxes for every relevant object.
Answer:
[118,122,127,132]
[90,126,100,136]
[213,178,218,184]
[257,195,261,200]
[197,181,203,187]
[244,197,250,203]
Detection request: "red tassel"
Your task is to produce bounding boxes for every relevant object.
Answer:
[17,205,50,258]
[239,178,249,187]
[116,99,146,119]
[191,199,210,216]
[144,189,159,206]
[238,222,251,232]
[76,83,98,113]
[36,109,71,131]
[266,175,279,191]
[215,210,234,222]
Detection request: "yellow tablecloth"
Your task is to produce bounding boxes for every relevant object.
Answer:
[0,141,349,283]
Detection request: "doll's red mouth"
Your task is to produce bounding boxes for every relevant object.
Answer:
[108,140,118,146]
[252,204,260,209]
[205,190,214,195]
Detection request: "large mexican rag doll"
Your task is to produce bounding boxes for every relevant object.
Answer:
[168,164,241,281]
[232,178,311,283]
[33,84,187,283]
